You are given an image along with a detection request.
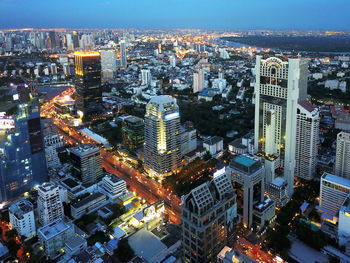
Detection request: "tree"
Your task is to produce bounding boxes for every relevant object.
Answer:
[5,229,18,240]
[5,239,20,257]
[115,238,134,262]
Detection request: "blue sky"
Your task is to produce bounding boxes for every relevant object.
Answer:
[0,0,349,30]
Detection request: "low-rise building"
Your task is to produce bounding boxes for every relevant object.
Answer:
[99,173,127,201]
[203,136,223,157]
[38,218,74,259]
[218,246,256,263]
[71,192,107,219]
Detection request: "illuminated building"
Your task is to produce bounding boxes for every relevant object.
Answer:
[0,84,47,202]
[73,31,79,49]
[49,31,57,50]
[338,195,350,246]
[120,40,127,67]
[226,155,265,228]
[71,192,106,219]
[254,56,308,198]
[335,131,350,180]
[319,173,350,222]
[122,116,145,151]
[9,199,36,239]
[217,246,256,263]
[144,96,181,178]
[99,173,127,200]
[181,171,237,263]
[295,100,320,180]
[69,144,103,185]
[74,51,102,118]
[37,182,64,226]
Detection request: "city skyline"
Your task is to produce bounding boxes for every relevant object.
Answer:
[1,0,350,30]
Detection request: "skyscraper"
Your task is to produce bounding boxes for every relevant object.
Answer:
[37,182,64,226]
[100,49,116,72]
[254,56,308,198]
[120,40,127,67]
[141,69,151,86]
[73,31,79,49]
[69,144,103,185]
[169,55,176,67]
[122,116,145,151]
[74,51,102,119]
[0,84,47,202]
[295,100,320,180]
[181,171,237,263]
[144,96,181,178]
[193,68,204,93]
[335,131,350,179]
[226,156,265,228]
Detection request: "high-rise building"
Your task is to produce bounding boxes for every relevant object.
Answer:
[0,84,47,202]
[66,33,74,51]
[42,119,63,169]
[122,116,145,151]
[74,51,102,118]
[144,96,181,178]
[100,49,116,80]
[9,199,36,239]
[226,155,265,228]
[169,55,176,67]
[338,194,350,246]
[49,31,56,50]
[181,171,237,263]
[37,182,64,226]
[38,217,74,259]
[295,100,320,180]
[69,144,103,185]
[335,131,350,180]
[319,173,350,222]
[120,40,127,67]
[141,69,151,86]
[254,56,308,198]
[193,68,204,93]
[72,31,79,49]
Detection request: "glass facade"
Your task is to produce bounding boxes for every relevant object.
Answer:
[74,52,102,118]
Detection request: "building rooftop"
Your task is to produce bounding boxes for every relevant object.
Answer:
[271,177,286,187]
[235,156,255,167]
[69,143,100,157]
[65,235,86,251]
[39,182,58,193]
[321,172,350,189]
[104,173,124,184]
[125,116,144,124]
[148,95,175,105]
[71,193,106,209]
[298,100,317,113]
[61,178,80,189]
[204,136,223,145]
[38,218,72,240]
[128,228,167,263]
[9,200,33,219]
[229,155,263,175]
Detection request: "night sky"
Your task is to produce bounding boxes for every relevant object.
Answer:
[1,0,349,30]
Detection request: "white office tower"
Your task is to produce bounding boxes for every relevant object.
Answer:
[38,182,64,226]
[169,55,176,67]
[335,131,350,180]
[254,56,308,199]
[193,68,204,93]
[219,48,230,59]
[120,40,127,67]
[141,69,152,86]
[100,49,116,80]
[66,33,73,51]
[144,96,181,178]
[9,200,36,239]
[295,100,320,180]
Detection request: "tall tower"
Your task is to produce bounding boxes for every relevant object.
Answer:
[0,84,47,202]
[335,131,350,179]
[254,56,308,198]
[74,51,102,119]
[69,144,103,185]
[295,100,320,180]
[141,69,151,86]
[193,68,204,93]
[144,96,181,178]
[37,182,64,226]
[120,40,127,67]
